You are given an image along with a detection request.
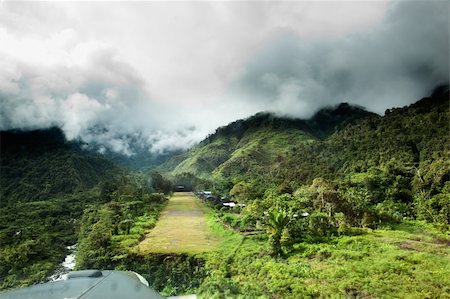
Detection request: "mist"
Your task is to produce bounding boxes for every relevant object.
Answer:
[0,1,448,155]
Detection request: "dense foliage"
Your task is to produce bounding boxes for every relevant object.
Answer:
[0,128,118,289]
[197,222,450,298]
[156,90,449,297]
[0,126,176,291]
[76,181,168,269]
[1,89,449,298]
[163,103,373,179]
[164,90,450,233]
[1,128,115,203]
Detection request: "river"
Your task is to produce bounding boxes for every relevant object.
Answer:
[47,244,77,281]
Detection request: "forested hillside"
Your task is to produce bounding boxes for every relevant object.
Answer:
[0,127,175,290]
[163,103,374,180]
[0,128,120,289]
[1,89,448,298]
[165,89,449,230]
[1,128,116,203]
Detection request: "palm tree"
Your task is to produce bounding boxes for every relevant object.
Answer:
[266,210,290,256]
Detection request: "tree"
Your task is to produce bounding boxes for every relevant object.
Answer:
[265,210,290,256]
[310,178,338,217]
[76,220,113,269]
[119,219,134,235]
[230,181,254,203]
[99,180,117,202]
[150,172,172,194]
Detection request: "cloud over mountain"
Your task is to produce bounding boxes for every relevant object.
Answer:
[0,1,447,154]
[230,1,449,118]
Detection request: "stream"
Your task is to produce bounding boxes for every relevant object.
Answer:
[47,244,77,281]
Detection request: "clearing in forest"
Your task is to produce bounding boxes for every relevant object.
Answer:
[138,192,222,254]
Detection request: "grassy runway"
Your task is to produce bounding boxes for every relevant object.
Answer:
[138,192,222,254]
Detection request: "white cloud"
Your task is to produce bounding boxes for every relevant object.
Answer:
[0,58,21,95]
[0,1,447,154]
[230,1,449,117]
[62,93,107,139]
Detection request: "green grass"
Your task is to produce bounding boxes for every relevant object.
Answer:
[196,221,450,298]
[118,194,450,298]
[298,223,450,298]
[114,198,450,298]
[137,192,226,254]
[112,213,159,249]
[205,212,245,254]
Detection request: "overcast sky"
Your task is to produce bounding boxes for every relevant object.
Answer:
[0,1,448,154]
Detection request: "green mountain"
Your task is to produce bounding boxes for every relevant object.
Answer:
[102,147,179,171]
[162,103,375,180]
[1,88,448,296]
[163,89,449,231]
[275,90,450,188]
[0,127,119,289]
[0,127,117,203]
[162,106,373,182]
[164,89,448,185]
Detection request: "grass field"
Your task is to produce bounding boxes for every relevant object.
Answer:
[133,194,450,298]
[137,192,223,254]
[196,221,450,298]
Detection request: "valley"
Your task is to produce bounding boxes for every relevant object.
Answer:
[1,2,449,298]
[1,89,449,298]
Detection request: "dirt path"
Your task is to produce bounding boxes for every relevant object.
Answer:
[138,192,221,254]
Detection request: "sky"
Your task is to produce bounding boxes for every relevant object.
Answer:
[0,0,448,155]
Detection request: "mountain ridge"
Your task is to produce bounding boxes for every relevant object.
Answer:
[161,91,449,193]
[202,102,375,144]
[0,127,118,203]
[159,102,377,178]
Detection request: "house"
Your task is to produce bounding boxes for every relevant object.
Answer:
[175,185,185,192]
[196,191,212,199]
